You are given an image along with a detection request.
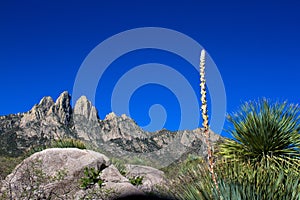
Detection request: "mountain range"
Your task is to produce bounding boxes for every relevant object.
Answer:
[0,91,220,168]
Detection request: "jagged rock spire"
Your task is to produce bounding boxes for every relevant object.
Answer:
[53,91,72,125]
[73,96,98,121]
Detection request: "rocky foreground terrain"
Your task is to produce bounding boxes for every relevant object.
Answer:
[1,148,169,199]
[0,91,221,199]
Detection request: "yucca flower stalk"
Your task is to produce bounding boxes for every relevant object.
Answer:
[199,49,218,192]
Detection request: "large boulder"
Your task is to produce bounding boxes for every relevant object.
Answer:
[125,164,167,193]
[0,148,143,199]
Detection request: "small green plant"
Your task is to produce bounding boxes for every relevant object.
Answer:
[119,169,127,176]
[51,138,86,149]
[51,168,68,181]
[26,145,47,156]
[80,167,103,189]
[129,176,143,186]
[111,158,127,176]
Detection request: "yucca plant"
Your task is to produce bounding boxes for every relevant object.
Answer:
[170,99,300,199]
[219,99,300,169]
[171,158,300,200]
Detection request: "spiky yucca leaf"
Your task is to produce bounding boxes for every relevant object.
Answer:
[219,99,300,168]
[171,158,300,200]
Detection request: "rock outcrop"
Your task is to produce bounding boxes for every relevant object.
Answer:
[0,148,165,199]
[53,91,72,125]
[0,92,75,157]
[125,164,167,193]
[73,96,101,142]
[74,96,98,121]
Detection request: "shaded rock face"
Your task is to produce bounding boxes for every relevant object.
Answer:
[0,91,220,167]
[0,148,165,199]
[53,91,72,125]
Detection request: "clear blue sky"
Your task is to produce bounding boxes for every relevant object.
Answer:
[0,0,299,137]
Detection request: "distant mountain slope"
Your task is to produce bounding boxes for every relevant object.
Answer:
[0,91,220,168]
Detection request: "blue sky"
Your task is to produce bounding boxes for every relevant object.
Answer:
[0,0,299,137]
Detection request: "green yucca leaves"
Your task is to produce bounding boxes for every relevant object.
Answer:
[171,159,300,200]
[219,99,300,168]
[169,99,300,200]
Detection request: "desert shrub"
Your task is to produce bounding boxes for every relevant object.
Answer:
[129,176,144,186]
[51,138,86,149]
[80,167,103,189]
[26,145,48,156]
[111,157,127,176]
[111,158,144,186]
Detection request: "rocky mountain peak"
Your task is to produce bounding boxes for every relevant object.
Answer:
[100,112,148,141]
[38,96,54,109]
[74,95,98,121]
[121,114,129,120]
[104,113,135,124]
[20,97,53,125]
[105,112,117,121]
[20,91,72,128]
[55,91,70,106]
[53,91,72,124]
